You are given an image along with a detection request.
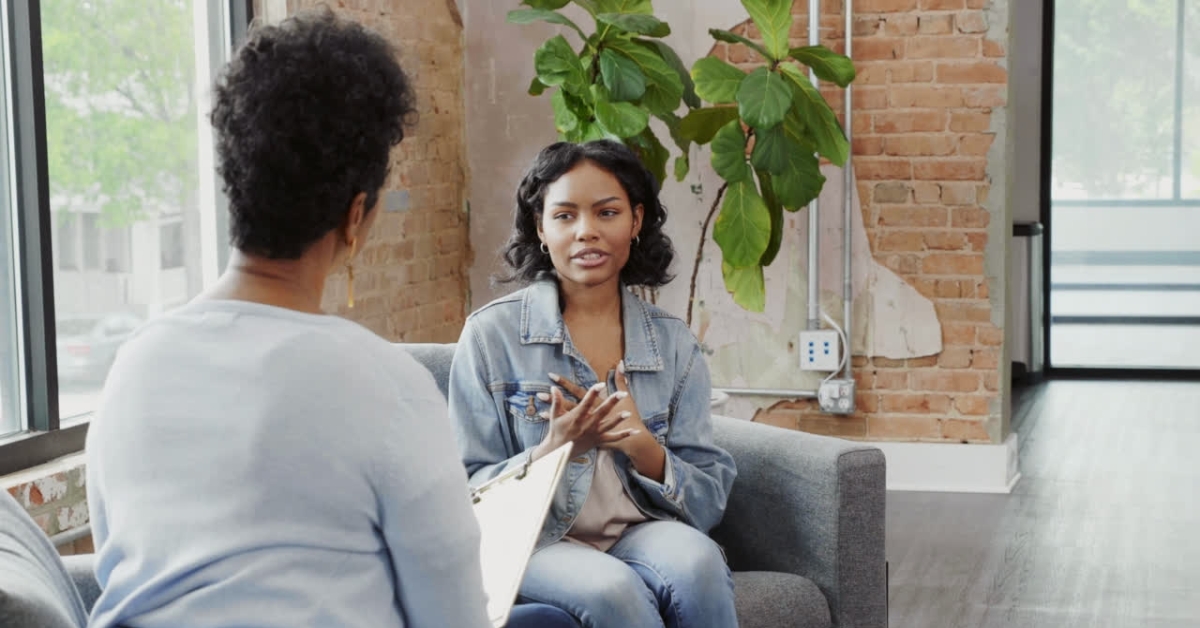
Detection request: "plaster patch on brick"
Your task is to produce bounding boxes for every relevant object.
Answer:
[34,473,69,503]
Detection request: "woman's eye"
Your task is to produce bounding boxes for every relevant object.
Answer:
[553,213,573,221]
[600,209,619,217]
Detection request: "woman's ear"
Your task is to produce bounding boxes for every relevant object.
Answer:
[341,192,369,246]
[632,204,644,239]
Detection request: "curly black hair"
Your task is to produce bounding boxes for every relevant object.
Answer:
[499,140,675,288]
[210,8,416,259]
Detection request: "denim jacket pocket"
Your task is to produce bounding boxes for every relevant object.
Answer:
[643,411,669,445]
[505,387,552,446]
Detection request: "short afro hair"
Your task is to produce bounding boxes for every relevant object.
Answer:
[499,140,675,288]
[210,7,416,259]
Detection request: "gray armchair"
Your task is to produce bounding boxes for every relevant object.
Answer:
[405,343,888,628]
[0,343,887,628]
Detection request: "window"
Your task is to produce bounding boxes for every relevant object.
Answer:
[0,1,250,474]
[1,8,19,438]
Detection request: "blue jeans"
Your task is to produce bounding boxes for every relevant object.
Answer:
[517,521,738,628]
[507,603,581,627]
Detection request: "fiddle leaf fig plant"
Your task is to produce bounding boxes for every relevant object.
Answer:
[510,0,855,324]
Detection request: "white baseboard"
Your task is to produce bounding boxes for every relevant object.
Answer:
[873,433,1021,494]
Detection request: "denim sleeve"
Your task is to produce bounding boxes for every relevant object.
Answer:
[628,343,737,533]
[448,320,533,486]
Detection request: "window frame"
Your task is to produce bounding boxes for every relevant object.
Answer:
[0,0,253,476]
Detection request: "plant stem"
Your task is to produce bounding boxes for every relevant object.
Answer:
[686,182,729,329]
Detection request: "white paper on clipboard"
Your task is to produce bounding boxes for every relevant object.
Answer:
[471,442,571,628]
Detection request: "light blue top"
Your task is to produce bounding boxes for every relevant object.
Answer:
[448,281,737,549]
[85,299,490,628]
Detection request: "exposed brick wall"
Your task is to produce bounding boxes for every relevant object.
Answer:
[282,0,472,343]
[4,460,89,548]
[720,0,1006,443]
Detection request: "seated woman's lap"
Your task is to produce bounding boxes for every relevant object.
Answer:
[507,602,581,627]
[516,520,733,628]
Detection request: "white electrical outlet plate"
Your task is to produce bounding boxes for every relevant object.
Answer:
[799,330,840,371]
[819,378,856,415]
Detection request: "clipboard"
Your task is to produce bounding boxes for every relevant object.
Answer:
[470,442,571,628]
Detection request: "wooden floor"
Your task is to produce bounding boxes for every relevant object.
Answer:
[886,380,1200,627]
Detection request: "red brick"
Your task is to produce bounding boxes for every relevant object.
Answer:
[936,62,1007,84]
[882,253,921,274]
[972,347,999,370]
[966,232,987,251]
[956,11,989,33]
[951,207,991,228]
[889,61,936,83]
[874,111,947,133]
[855,157,913,179]
[982,38,1005,57]
[942,322,976,345]
[854,16,884,36]
[799,415,869,438]
[857,0,919,12]
[853,112,873,134]
[891,86,964,108]
[913,181,942,202]
[953,394,992,416]
[906,36,980,59]
[856,87,891,110]
[918,14,954,34]
[855,63,891,86]
[878,205,948,227]
[925,231,967,250]
[942,418,990,441]
[908,355,940,367]
[857,392,881,414]
[935,278,963,298]
[920,0,965,8]
[923,253,983,275]
[978,325,1003,346]
[911,370,981,392]
[873,370,910,390]
[914,159,987,180]
[752,409,798,431]
[958,134,995,156]
[950,112,992,132]
[937,347,973,368]
[935,302,992,322]
[874,181,912,203]
[881,392,951,413]
[854,135,885,155]
[880,231,926,251]
[913,278,939,298]
[940,182,977,204]
[884,14,919,36]
[964,86,1007,107]
[856,37,906,61]
[884,134,958,156]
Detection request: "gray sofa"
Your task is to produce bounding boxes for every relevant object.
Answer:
[0,342,887,628]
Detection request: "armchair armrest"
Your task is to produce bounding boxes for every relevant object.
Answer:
[711,416,887,628]
[60,554,100,614]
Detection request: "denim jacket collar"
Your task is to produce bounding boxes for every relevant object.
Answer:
[519,280,664,372]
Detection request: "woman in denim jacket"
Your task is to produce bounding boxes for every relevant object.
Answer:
[449,140,739,628]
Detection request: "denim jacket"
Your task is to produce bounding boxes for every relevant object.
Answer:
[448,280,737,549]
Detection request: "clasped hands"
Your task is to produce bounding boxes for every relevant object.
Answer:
[530,362,649,462]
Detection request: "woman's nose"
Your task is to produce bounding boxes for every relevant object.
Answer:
[574,215,599,240]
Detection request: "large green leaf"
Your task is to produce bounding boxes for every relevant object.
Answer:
[737,67,793,130]
[595,98,650,137]
[773,149,824,211]
[788,46,857,87]
[534,35,588,94]
[709,28,770,61]
[507,9,587,41]
[597,13,670,37]
[606,39,684,115]
[575,120,616,142]
[691,57,746,104]
[628,128,670,187]
[714,178,771,267]
[756,170,784,266]
[779,63,850,166]
[599,49,646,102]
[551,89,581,134]
[782,106,817,152]
[722,262,766,312]
[529,76,547,96]
[742,0,793,61]
[523,0,571,9]
[749,125,791,174]
[592,0,652,14]
[650,41,701,109]
[655,112,692,181]
[679,107,740,144]
[711,120,750,183]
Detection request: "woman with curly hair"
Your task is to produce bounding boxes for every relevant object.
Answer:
[85,9,574,628]
[448,140,740,628]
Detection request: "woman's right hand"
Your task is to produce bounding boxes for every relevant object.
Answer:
[531,382,637,460]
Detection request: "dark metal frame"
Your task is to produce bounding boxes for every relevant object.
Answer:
[0,0,252,476]
[1040,0,1200,380]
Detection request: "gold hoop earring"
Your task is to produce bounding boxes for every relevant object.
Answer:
[346,238,358,309]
